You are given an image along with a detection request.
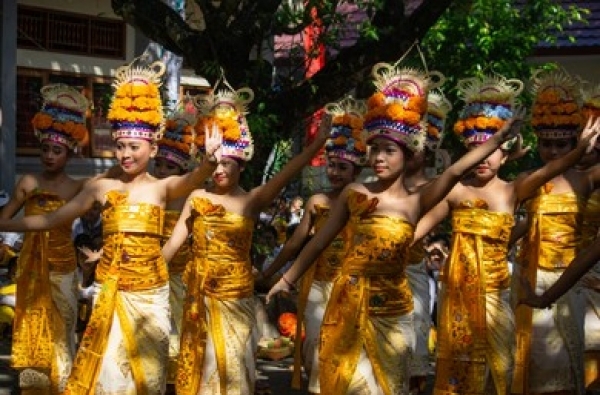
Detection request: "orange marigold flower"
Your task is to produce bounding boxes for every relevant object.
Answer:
[368,92,386,109]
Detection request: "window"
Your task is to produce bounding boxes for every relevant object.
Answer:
[18,5,126,59]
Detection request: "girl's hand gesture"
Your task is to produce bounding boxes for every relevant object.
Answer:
[205,124,224,163]
[579,116,600,154]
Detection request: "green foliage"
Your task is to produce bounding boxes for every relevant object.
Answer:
[420,0,589,178]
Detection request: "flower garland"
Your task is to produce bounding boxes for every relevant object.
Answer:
[326,114,368,154]
[107,82,162,127]
[158,120,194,153]
[531,89,582,130]
[454,102,512,135]
[32,112,88,143]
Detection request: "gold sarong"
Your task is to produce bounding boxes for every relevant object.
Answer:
[434,201,514,395]
[163,210,191,384]
[319,190,415,395]
[512,189,584,395]
[291,204,347,391]
[65,191,168,395]
[176,198,255,395]
[12,190,78,394]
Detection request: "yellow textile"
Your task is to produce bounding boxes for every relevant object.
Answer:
[434,200,514,395]
[292,204,348,388]
[12,190,77,394]
[513,187,584,395]
[177,197,255,395]
[164,210,191,274]
[163,210,190,384]
[66,191,168,395]
[319,190,414,395]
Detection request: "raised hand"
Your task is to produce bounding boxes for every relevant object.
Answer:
[498,106,527,142]
[507,133,531,162]
[315,113,333,142]
[204,124,224,163]
[579,116,600,154]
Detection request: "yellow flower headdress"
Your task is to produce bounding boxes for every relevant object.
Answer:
[107,59,166,142]
[157,98,198,171]
[323,96,368,166]
[453,74,523,146]
[194,78,254,161]
[425,90,452,151]
[364,62,444,152]
[530,68,582,140]
[31,84,89,150]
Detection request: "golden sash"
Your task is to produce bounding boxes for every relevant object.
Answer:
[176,198,254,395]
[512,189,583,394]
[434,202,513,395]
[65,191,166,395]
[319,190,414,395]
[12,190,75,393]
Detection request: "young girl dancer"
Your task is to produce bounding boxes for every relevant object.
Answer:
[0,59,222,394]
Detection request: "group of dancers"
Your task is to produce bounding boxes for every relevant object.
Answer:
[0,53,599,395]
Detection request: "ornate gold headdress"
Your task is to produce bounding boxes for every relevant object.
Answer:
[425,90,452,151]
[454,74,523,146]
[31,84,89,150]
[530,68,582,140]
[323,96,368,166]
[194,78,254,161]
[364,62,444,152]
[156,98,198,170]
[107,59,166,142]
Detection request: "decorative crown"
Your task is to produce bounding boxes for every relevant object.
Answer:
[453,74,523,146]
[31,84,90,150]
[364,62,445,152]
[107,60,166,142]
[194,82,254,161]
[425,90,452,151]
[156,99,198,171]
[530,68,582,140]
[323,96,368,166]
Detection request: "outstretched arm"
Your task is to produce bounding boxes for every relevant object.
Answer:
[413,199,451,244]
[249,115,331,213]
[265,185,351,302]
[0,182,98,232]
[520,242,600,309]
[162,195,194,263]
[262,197,316,279]
[419,111,524,215]
[514,117,600,202]
[165,126,222,201]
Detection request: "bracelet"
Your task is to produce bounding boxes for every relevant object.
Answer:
[281,274,295,290]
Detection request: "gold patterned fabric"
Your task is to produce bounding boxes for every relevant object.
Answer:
[434,200,514,395]
[291,204,348,391]
[163,210,191,384]
[65,191,169,395]
[12,190,78,394]
[176,198,256,395]
[319,190,415,395]
[513,186,585,395]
